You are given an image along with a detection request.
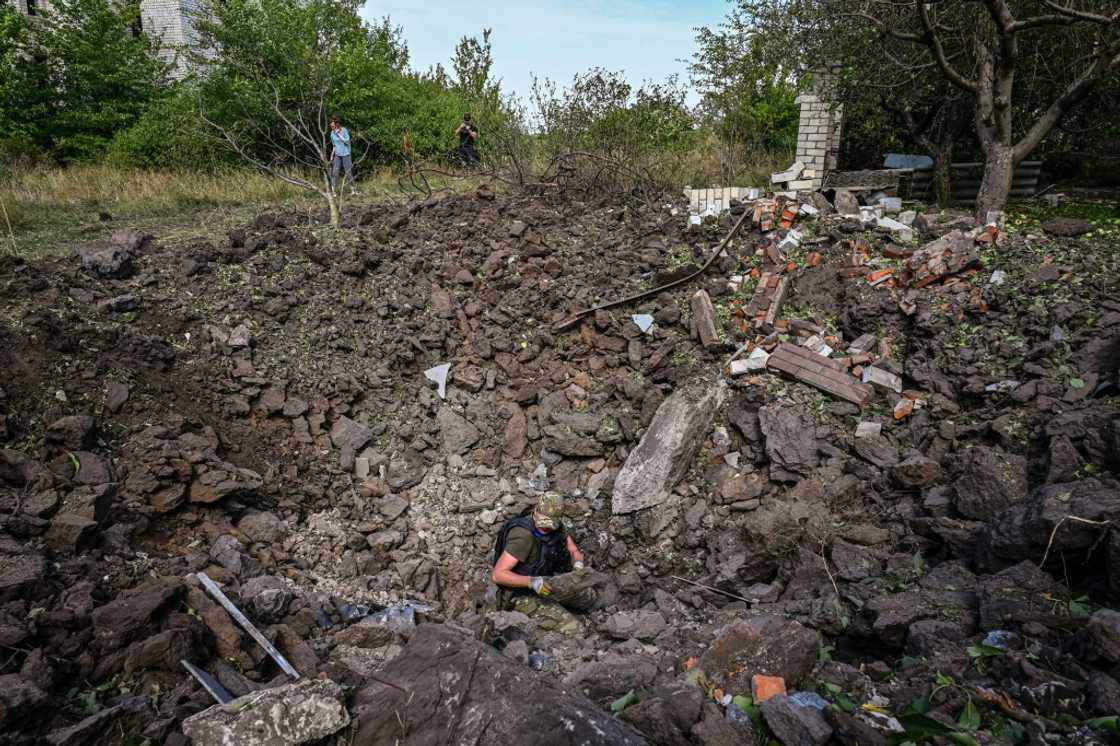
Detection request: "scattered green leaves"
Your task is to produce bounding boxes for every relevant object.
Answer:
[611,689,640,714]
[957,698,981,731]
[966,644,1006,659]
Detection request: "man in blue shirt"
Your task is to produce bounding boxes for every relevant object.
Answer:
[329,113,358,195]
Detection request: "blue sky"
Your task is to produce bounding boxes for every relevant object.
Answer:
[360,0,730,103]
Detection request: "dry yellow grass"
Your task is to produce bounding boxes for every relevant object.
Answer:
[0,163,415,256]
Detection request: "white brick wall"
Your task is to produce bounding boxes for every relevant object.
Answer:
[794,73,844,188]
[8,0,202,78]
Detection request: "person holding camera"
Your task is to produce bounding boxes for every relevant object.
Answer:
[456,113,480,167]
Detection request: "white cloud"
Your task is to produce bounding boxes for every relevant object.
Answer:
[360,0,727,102]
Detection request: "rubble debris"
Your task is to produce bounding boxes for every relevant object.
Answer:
[752,674,787,702]
[730,347,770,376]
[612,378,728,514]
[182,678,349,746]
[855,421,882,438]
[690,289,722,349]
[351,624,646,745]
[862,366,902,394]
[700,616,820,692]
[767,343,873,405]
[762,694,832,746]
[197,572,301,678]
[905,230,980,288]
[743,272,789,329]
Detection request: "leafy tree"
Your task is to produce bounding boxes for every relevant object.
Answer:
[691,8,799,156]
[190,0,412,223]
[725,0,1120,215]
[530,69,696,195]
[35,0,169,160]
[0,5,49,157]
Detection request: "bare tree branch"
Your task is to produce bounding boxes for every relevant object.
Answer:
[917,2,980,92]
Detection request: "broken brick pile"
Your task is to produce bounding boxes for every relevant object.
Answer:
[766,343,872,405]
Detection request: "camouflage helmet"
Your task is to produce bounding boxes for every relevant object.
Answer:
[534,491,565,530]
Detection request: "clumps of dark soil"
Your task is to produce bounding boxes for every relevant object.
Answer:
[0,186,1118,745]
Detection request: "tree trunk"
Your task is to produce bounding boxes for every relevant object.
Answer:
[328,196,340,226]
[976,144,1014,218]
[932,140,954,208]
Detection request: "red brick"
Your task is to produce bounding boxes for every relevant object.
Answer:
[752,675,787,702]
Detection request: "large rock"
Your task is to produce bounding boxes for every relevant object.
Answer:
[761,695,832,746]
[182,678,349,746]
[612,378,727,514]
[0,553,46,603]
[698,616,820,692]
[603,609,667,641]
[44,695,150,746]
[77,241,135,278]
[759,404,819,482]
[91,577,182,652]
[0,674,47,733]
[46,415,98,450]
[351,624,646,745]
[564,654,659,703]
[330,416,373,456]
[1088,609,1120,663]
[437,407,480,455]
[952,445,1027,520]
[976,479,1120,573]
[1041,217,1093,237]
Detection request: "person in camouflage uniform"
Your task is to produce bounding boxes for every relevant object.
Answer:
[491,492,596,614]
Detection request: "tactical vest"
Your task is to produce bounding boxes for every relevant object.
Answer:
[493,515,571,578]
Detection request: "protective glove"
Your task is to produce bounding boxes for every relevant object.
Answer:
[573,561,585,571]
[528,576,552,596]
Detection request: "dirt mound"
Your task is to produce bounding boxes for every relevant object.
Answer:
[1,188,1119,744]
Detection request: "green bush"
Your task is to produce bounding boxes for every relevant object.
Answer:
[108,88,232,170]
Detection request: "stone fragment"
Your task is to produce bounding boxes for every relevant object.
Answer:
[350,624,645,745]
[761,695,832,746]
[1041,217,1093,237]
[862,366,902,393]
[0,674,48,733]
[565,655,659,703]
[612,378,727,514]
[890,453,943,489]
[45,513,99,553]
[182,678,350,746]
[437,407,480,455]
[730,347,770,377]
[953,446,1027,520]
[699,616,820,692]
[602,610,667,641]
[752,675,787,702]
[690,290,721,348]
[91,578,182,651]
[77,241,134,278]
[106,381,130,413]
[759,403,818,482]
[0,553,46,603]
[854,421,881,439]
[46,415,98,450]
